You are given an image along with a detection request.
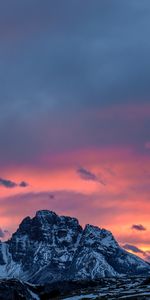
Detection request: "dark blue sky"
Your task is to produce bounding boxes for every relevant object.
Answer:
[0,0,150,166]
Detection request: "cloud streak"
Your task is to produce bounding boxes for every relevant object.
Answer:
[131,224,146,231]
[0,178,17,188]
[123,244,144,254]
[77,167,106,185]
[0,178,28,189]
[123,243,150,263]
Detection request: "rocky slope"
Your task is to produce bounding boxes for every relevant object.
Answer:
[0,210,149,284]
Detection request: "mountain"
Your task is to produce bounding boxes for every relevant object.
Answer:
[0,210,149,284]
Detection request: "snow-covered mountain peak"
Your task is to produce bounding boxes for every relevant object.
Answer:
[0,210,149,283]
[82,224,118,249]
[36,209,56,217]
[35,209,57,220]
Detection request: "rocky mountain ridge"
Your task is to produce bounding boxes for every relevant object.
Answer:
[0,210,149,284]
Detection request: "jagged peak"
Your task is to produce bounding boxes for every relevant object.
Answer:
[15,216,31,235]
[34,210,81,228]
[35,210,57,218]
[10,210,83,244]
[83,224,118,248]
[33,210,59,228]
[84,223,110,235]
[84,223,102,232]
[59,215,81,227]
[84,223,113,236]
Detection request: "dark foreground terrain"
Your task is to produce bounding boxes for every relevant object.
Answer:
[1,277,150,300]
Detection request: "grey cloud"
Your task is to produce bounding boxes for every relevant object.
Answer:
[131,224,147,231]
[0,178,17,188]
[123,244,144,254]
[19,181,29,187]
[0,178,28,189]
[77,167,106,185]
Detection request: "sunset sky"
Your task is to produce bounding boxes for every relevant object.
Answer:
[1,0,150,261]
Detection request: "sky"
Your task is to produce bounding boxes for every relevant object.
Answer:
[0,0,150,260]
